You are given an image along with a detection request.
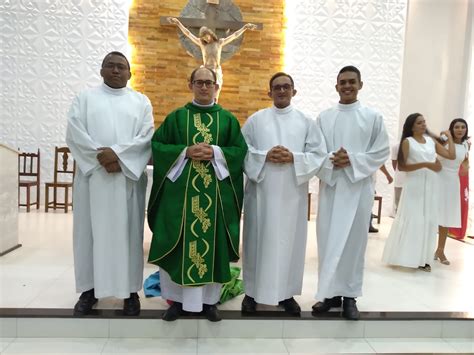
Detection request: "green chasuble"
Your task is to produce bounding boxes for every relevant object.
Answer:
[147,102,247,286]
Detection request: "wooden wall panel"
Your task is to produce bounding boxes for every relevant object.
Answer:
[128,0,285,126]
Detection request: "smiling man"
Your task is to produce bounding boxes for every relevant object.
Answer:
[313,66,389,320]
[241,72,326,315]
[66,51,154,316]
[147,67,247,322]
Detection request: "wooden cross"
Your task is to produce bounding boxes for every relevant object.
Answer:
[160,0,263,33]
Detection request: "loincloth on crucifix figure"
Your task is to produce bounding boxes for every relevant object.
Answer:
[161,0,262,100]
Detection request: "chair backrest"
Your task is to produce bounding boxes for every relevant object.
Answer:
[18,149,40,183]
[53,146,76,183]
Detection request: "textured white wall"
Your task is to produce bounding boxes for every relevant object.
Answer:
[0,0,130,194]
[284,0,408,215]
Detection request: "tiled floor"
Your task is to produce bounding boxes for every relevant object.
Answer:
[1,210,473,353]
[1,210,473,313]
[0,337,472,353]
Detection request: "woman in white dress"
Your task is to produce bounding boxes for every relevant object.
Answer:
[435,118,469,265]
[382,113,455,271]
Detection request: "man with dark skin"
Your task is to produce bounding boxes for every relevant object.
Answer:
[66,52,154,316]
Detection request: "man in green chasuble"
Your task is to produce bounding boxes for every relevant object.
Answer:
[147,67,247,321]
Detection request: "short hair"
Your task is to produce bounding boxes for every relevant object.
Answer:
[337,65,361,82]
[449,118,469,142]
[269,72,295,90]
[101,51,130,70]
[189,67,217,83]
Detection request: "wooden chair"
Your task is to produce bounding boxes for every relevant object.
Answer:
[18,149,40,212]
[45,146,76,213]
[373,195,383,224]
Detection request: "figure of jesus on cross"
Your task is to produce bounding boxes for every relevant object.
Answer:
[168,16,257,99]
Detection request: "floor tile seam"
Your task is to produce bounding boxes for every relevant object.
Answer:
[103,320,111,352]
[441,337,470,353]
[1,337,16,354]
[53,265,75,280]
[363,337,383,354]
[281,337,290,354]
[196,319,200,352]
[22,275,60,308]
[4,311,474,320]
[364,336,466,352]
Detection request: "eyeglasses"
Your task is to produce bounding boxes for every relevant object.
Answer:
[102,63,129,71]
[193,80,216,88]
[271,84,293,92]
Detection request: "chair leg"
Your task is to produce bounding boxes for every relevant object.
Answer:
[36,183,40,209]
[53,187,57,210]
[64,186,68,213]
[26,186,31,213]
[45,186,49,212]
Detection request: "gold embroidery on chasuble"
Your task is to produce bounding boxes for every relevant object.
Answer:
[193,161,212,188]
[183,110,219,284]
[188,241,208,279]
[193,113,213,144]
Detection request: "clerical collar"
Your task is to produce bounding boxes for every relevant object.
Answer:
[337,101,361,111]
[272,104,293,115]
[101,83,127,96]
[192,100,215,108]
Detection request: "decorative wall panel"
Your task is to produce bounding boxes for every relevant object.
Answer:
[0,0,130,192]
[284,0,408,215]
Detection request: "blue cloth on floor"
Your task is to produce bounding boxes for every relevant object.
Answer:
[143,270,161,297]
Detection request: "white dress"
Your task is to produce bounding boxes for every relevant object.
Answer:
[382,136,439,268]
[438,143,468,227]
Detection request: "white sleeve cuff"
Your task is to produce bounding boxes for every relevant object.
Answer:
[211,145,229,181]
[167,148,188,182]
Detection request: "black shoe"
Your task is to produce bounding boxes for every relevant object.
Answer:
[312,296,342,313]
[123,292,140,316]
[418,263,431,272]
[279,297,301,315]
[369,225,379,233]
[241,295,257,313]
[342,297,360,320]
[203,303,221,322]
[162,302,183,321]
[73,289,97,316]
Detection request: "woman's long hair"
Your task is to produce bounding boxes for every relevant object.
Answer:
[397,113,442,165]
[397,113,422,165]
[448,118,469,143]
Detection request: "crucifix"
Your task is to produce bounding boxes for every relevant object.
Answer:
[160,0,263,99]
[160,0,263,34]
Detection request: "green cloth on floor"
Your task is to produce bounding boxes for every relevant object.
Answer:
[220,266,244,304]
